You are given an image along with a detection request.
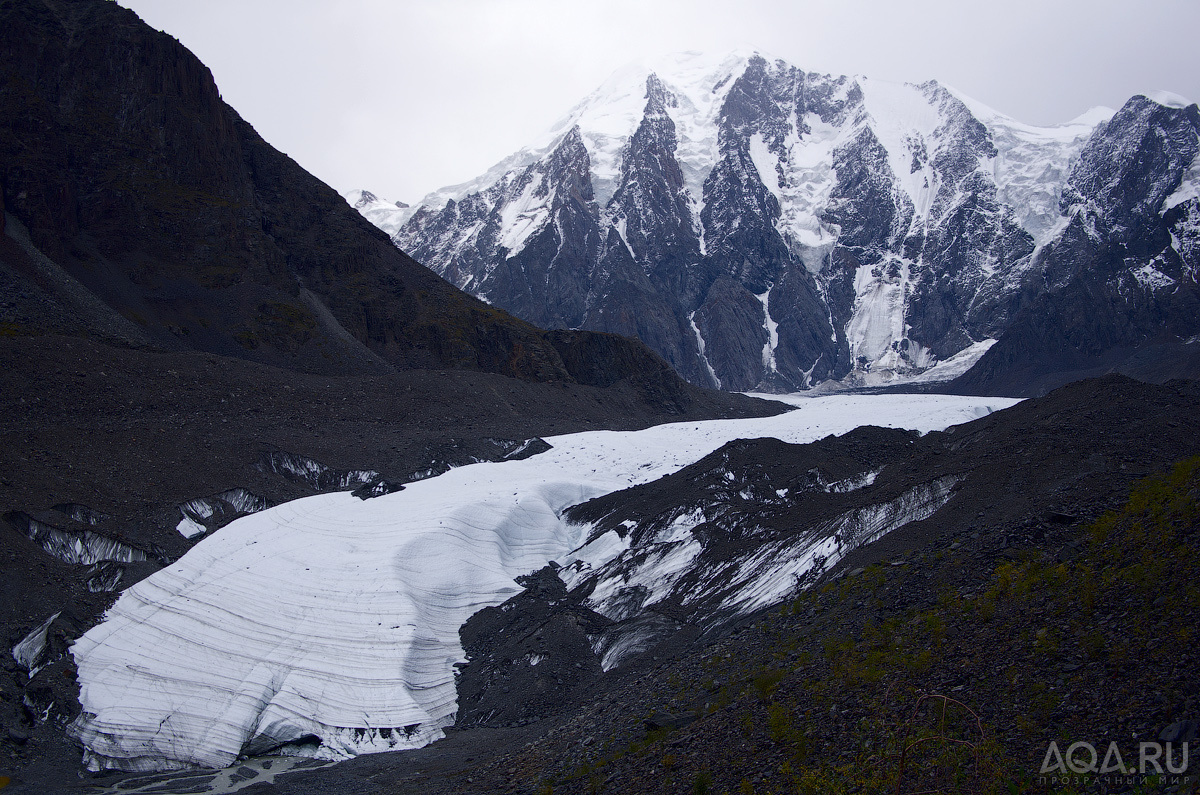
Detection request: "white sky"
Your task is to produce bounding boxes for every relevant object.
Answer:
[118,0,1199,205]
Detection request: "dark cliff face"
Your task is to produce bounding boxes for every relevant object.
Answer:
[0,0,694,388]
[600,76,711,386]
[899,84,1034,356]
[694,59,842,391]
[610,74,700,297]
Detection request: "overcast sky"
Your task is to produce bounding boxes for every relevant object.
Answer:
[118,0,1199,205]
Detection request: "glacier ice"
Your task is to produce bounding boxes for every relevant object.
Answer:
[176,489,272,538]
[13,611,61,677]
[176,499,212,539]
[562,471,959,634]
[823,469,880,493]
[903,339,997,384]
[1142,90,1195,110]
[1163,151,1200,213]
[9,512,149,565]
[1131,262,1176,290]
[688,310,722,389]
[545,50,751,210]
[175,515,206,539]
[589,613,682,672]
[85,561,125,593]
[218,488,271,515]
[7,511,149,593]
[256,451,378,492]
[69,394,1018,771]
[52,502,109,526]
[497,174,552,259]
[719,475,960,615]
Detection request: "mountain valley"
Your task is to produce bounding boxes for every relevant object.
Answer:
[1,1,1198,793]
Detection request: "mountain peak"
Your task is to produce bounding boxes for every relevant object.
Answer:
[370,51,1200,396]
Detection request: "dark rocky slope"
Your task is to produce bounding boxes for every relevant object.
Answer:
[0,0,696,387]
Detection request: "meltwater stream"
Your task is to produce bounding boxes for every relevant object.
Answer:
[69,394,1016,772]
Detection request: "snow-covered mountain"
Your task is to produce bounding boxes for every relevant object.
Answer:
[352,52,1200,393]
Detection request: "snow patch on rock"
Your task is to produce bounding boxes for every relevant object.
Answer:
[1163,151,1200,213]
[1142,90,1195,110]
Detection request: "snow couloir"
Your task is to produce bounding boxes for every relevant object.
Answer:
[69,394,1017,772]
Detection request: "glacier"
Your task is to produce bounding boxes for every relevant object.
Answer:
[69,393,1017,772]
[13,611,61,678]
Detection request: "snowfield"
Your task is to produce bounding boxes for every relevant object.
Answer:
[70,394,1018,772]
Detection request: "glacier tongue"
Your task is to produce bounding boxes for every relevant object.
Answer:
[69,394,1017,772]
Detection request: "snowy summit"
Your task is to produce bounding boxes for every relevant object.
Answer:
[351,51,1198,395]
